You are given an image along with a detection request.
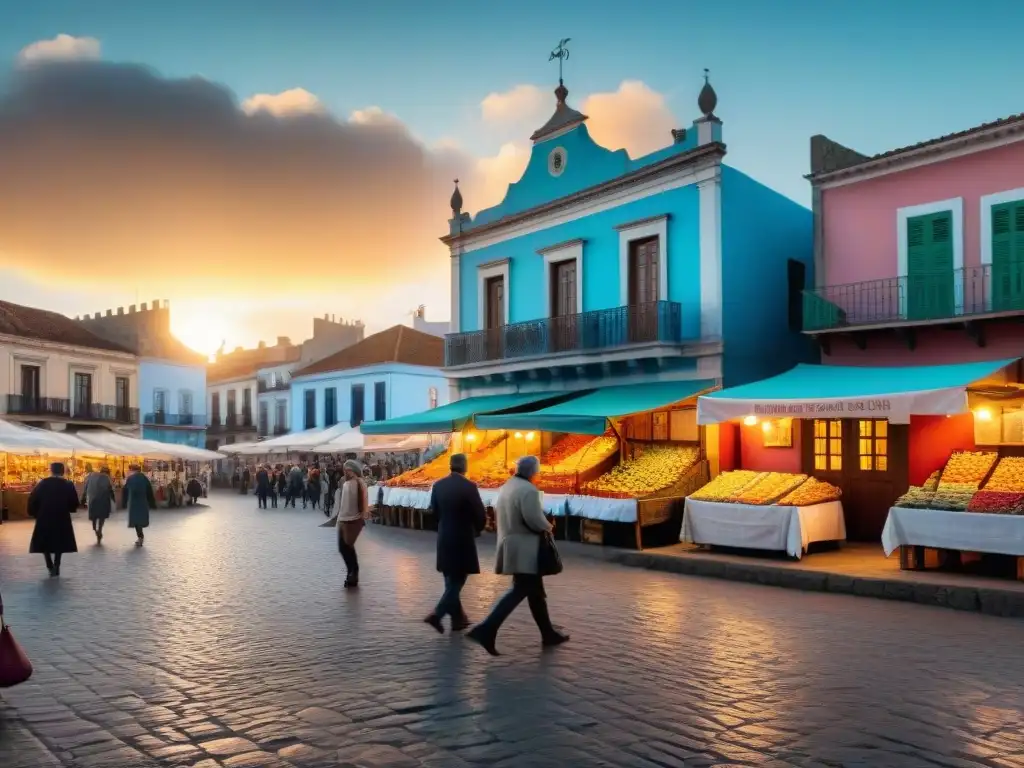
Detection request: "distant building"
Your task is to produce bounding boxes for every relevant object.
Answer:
[2,300,139,434]
[77,301,206,446]
[256,360,300,438]
[289,325,448,432]
[411,306,449,338]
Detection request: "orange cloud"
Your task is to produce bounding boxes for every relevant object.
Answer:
[581,80,678,158]
[242,87,324,117]
[480,84,549,134]
[17,34,101,66]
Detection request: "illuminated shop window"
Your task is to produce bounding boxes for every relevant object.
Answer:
[858,419,888,471]
[813,419,842,471]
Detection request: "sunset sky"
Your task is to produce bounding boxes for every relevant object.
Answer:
[1,0,1022,355]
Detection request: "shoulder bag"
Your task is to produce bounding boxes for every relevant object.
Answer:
[519,488,563,576]
[0,597,33,688]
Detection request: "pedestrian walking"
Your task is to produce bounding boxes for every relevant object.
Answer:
[240,466,251,496]
[276,468,287,507]
[186,477,203,505]
[255,465,271,509]
[28,463,79,577]
[122,464,156,547]
[287,465,303,508]
[334,460,369,588]
[424,454,486,634]
[82,465,115,543]
[307,468,321,511]
[467,456,569,656]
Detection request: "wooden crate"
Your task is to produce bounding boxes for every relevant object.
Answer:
[899,545,941,570]
[581,519,604,545]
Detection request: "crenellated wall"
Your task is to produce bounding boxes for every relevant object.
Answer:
[76,300,172,356]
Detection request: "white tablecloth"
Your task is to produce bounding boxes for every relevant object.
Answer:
[567,495,639,523]
[881,507,1024,557]
[681,499,846,559]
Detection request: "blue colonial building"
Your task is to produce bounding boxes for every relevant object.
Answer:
[443,73,814,400]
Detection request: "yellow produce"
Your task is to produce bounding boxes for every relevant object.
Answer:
[584,446,699,498]
[922,470,941,491]
[779,478,841,506]
[734,473,808,505]
[939,451,997,489]
[984,456,1024,492]
[689,471,765,502]
[547,436,618,473]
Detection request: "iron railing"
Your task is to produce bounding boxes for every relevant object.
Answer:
[207,412,253,432]
[6,395,138,424]
[143,413,202,426]
[803,264,1024,331]
[257,380,290,393]
[445,301,685,367]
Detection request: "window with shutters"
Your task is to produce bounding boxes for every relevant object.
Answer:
[813,419,842,471]
[906,210,954,320]
[991,200,1024,311]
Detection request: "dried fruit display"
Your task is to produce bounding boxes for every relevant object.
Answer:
[550,436,619,473]
[689,471,765,502]
[542,434,593,466]
[922,470,941,492]
[938,451,997,489]
[734,473,808,505]
[937,482,978,494]
[984,457,1024,492]
[583,446,700,499]
[386,450,450,487]
[967,491,1024,515]
[894,487,936,509]
[928,489,975,511]
[779,478,841,506]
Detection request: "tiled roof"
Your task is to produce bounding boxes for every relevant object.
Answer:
[294,325,443,378]
[208,345,301,384]
[0,300,134,354]
[810,112,1024,180]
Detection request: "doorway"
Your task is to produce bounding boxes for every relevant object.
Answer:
[628,236,660,342]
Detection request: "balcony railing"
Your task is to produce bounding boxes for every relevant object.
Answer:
[273,425,289,435]
[143,412,203,427]
[208,412,254,432]
[257,380,290,393]
[6,395,138,424]
[445,301,685,367]
[803,264,1024,332]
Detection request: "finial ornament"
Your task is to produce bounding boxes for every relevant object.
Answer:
[450,179,463,215]
[549,38,571,85]
[698,68,718,118]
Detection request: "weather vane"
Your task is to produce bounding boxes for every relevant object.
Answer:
[549,38,571,84]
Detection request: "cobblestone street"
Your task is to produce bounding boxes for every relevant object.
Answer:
[2,493,1024,767]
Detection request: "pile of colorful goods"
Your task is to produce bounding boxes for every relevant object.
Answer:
[983,457,1024,492]
[928,489,975,512]
[734,473,808,505]
[547,436,618,473]
[922,470,941,491]
[386,451,450,487]
[966,491,1024,515]
[542,434,594,466]
[689,471,765,502]
[939,451,997,489]
[584,446,700,498]
[779,478,841,506]
[894,487,936,509]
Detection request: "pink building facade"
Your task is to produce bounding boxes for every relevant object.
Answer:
[805,116,1024,365]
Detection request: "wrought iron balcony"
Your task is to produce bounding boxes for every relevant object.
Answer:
[6,395,138,424]
[803,264,1024,332]
[207,412,253,432]
[143,412,203,427]
[445,301,685,367]
[257,380,290,393]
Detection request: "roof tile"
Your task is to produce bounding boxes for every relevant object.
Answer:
[294,325,442,378]
[0,300,134,353]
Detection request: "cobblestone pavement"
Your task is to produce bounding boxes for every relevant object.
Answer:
[2,493,1024,768]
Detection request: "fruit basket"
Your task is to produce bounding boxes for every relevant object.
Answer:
[984,457,1024,493]
[688,470,765,502]
[583,446,700,499]
[733,473,808,506]
[778,478,841,506]
[966,490,1024,515]
[938,451,997,489]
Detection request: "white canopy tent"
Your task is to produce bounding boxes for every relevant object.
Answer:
[230,423,354,455]
[73,430,225,460]
[311,431,433,454]
[0,420,98,455]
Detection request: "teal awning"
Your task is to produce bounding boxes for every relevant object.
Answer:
[698,358,1018,425]
[359,392,573,435]
[475,380,717,435]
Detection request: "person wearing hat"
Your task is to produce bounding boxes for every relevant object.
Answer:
[122,464,156,547]
[28,462,79,576]
[334,459,369,588]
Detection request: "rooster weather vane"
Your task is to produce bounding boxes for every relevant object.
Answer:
[549,38,571,84]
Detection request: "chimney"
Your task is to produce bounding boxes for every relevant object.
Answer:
[258,341,266,349]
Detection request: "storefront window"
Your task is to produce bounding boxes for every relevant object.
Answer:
[858,419,888,471]
[814,419,842,471]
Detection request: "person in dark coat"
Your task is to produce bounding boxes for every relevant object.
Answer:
[186,478,203,505]
[122,464,156,547]
[28,463,79,576]
[276,468,287,506]
[82,465,115,543]
[255,466,270,509]
[424,454,486,633]
[239,466,250,495]
[287,465,304,508]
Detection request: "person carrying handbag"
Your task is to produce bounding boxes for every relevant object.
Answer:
[0,587,34,688]
[334,460,369,588]
[467,455,569,656]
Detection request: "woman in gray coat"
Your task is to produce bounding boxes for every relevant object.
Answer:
[467,456,569,656]
[83,466,115,543]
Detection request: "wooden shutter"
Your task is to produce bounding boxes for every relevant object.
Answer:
[991,201,1024,311]
[906,211,954,319]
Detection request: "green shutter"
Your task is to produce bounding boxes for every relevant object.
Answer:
[991,201,1024,312]
[906,211,954,320]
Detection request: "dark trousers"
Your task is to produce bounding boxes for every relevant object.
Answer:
[43,553,62,570]
[309,490,319,509]
[270,491,278,508]
[338,523,362,582]
[434,573,468,621]
[257,491,268,509]
[476,574,556,639]
[92,517,105,534]
[135,526,144,539]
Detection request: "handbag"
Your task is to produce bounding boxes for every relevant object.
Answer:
[537,532,564,576]
[0,608,33,688]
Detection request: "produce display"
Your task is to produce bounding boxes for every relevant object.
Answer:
[938,451,997,489]
[893,486,935,509]
[689,470,765,502]
[583,446,700,499]
[928,489,975,512]
[966,491,1024,515]
[541,434,594,466]
[983,456,1024,492]
[734,473,808,505]
[546,436,618,473]
[778,478,842,507]
[385,450,450,488]
[922,470,941,491]
[468,437,512,489]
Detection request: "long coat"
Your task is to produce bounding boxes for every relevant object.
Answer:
[28,476,79,554]
[493,476,552,576]
[122,472,156,529]
[83,472,115,521]
[255,469,270,494]
[430,473,486,575]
